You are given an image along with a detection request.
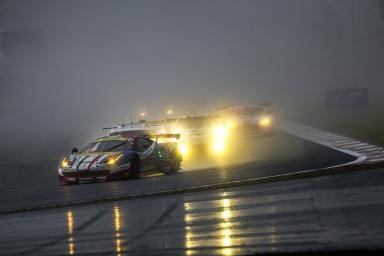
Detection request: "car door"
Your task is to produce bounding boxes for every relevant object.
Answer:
[135,137,157,171]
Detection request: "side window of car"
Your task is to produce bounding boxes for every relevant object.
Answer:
[136,138,153,152]
[142,138,153,151]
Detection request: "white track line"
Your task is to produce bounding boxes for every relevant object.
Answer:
[281,121,384,164]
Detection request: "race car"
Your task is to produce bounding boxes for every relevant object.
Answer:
[168,115,212,145]
[102,122,161,137]
[58,134,182,184]
[162,115,230,156]
[215,104,275,134]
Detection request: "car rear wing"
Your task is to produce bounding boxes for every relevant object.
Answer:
[146,133,181,141]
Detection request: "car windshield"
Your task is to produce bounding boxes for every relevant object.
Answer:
[80,140,132,153]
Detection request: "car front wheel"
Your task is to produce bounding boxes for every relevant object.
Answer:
[129,155,142,179]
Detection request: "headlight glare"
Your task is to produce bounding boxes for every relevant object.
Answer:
[107,154,123,165]
[214,126,228,139]
[107,158,116,165]
[212,141,226,152]
[178,143,189,157]
[62,158,69,168]
[259,117,271,127]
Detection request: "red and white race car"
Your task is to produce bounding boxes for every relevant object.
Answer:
[58,131,182,184]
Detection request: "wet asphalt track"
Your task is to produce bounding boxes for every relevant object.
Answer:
[0,132,354,213]
[3,131,381,256]
[1,166,384,255]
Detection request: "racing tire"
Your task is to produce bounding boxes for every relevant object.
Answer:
[166,156,181,175]
[129,155,142,179]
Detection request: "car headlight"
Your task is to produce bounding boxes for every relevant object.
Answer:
[259,117,271,127]
[107,154,123,165]
[62,158,69,168]
[214,126,228,139]
[178,143,189,157]
[107,158,116,165]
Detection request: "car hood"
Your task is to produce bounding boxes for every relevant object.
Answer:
[65,152,121,171]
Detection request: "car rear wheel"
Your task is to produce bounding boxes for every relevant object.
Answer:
[129,155,142,179]
[166,156,181,174]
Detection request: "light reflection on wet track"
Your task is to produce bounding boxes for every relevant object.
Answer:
[114,206,122,256]
[183,194,235,255]
[66,211,74,255]
[219,195,233,256]
[2,168,384,255]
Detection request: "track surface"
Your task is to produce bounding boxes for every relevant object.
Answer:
[1,167,384,255]
[0,132,354,213]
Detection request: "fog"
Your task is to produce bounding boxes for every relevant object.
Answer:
[1,0,384,160]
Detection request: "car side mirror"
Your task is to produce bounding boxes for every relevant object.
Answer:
[72,147,79,154]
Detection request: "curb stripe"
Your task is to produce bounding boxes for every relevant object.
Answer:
[281,121,384,164]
